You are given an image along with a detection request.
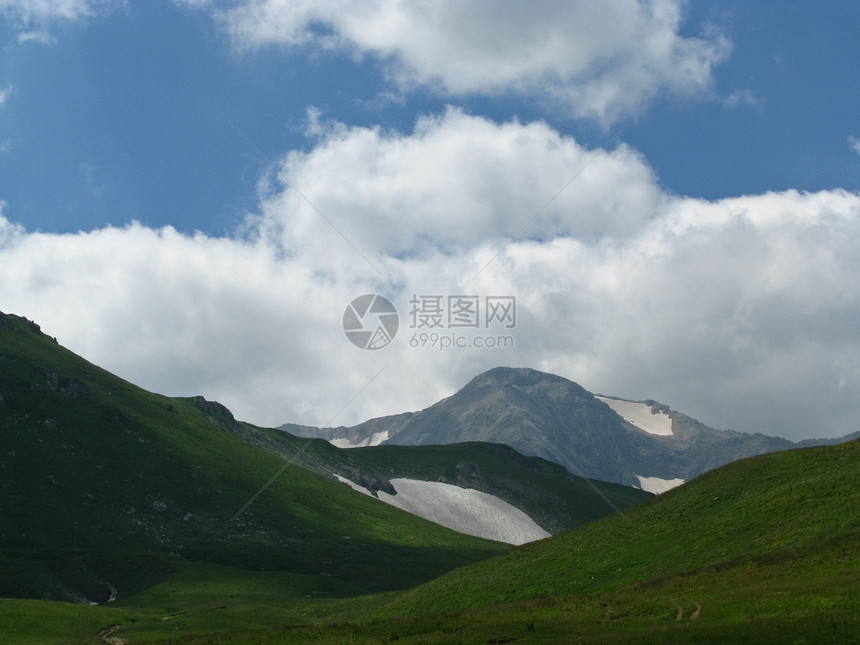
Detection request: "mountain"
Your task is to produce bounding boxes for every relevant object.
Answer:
[0,311,510,603]
[285,366,859,492]
[221,426,650,540]
[0,311,648,608]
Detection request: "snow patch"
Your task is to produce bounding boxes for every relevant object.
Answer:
[379,478,551,545]
[634,474,685,494]
[329,430,389,449]
[597,397,673,436]
[333,474,374,497]
[333,475,549,545]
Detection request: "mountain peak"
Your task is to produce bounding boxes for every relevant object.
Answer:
[303,364,847,491]
[463,366,590,398]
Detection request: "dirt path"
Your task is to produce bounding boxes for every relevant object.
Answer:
[96,624,127,644]
[673,601,701,625]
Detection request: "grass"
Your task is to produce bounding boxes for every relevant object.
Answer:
[0,312,508,613]
[106,437,859,644]
[377,436,860,615]
[4,549,858,645]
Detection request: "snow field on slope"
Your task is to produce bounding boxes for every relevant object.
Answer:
[596,397,673,436]
[334,475,550,545]
[329,430,389,448]
[334,474,374,496]
[634,474,685,494]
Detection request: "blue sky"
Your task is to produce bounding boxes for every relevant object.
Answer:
[3,1,857,235]
[1,1,859,443]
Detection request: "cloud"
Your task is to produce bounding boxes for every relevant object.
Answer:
[1,112,859,443]
[849,135,860,156]
[216,0,730,124]
[0,0,117,26]
[722,88,762,110]
[257,108,664,262]
[0,85,12,151]
[16,30,56,44]
[171,0,210,7]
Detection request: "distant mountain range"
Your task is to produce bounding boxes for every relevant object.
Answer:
[284,366,860,492]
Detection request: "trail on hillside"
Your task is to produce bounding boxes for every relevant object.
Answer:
[674,602,701,625]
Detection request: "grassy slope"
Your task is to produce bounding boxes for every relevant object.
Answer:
[0,312,510,640]
[348,436,859,643]
[115,436,860,644]
[230,424,651,534]
[383,436,860,611]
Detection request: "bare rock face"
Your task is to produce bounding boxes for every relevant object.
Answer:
[189,395,242,432]
[44,371,91,399]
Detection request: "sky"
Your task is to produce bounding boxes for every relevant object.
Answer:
[1,0,859,443]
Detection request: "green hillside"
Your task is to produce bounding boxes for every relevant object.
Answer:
[227,424,651,535]
[120,435,857,644]
[385,435,860,610]
[0,311,508,606]
[348,434,860,643]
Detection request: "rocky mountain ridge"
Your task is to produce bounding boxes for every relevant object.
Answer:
[284,366,859,491]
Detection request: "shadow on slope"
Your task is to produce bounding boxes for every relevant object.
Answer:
[0,312,508,605]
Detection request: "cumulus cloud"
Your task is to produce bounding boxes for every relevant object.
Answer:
[216,0,730,124]
[849,135,860,156]
[0,201,24,241]
[1,112,859,442]
[257,108,664,262]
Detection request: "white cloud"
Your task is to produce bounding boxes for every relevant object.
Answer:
[722,88,762,110]
[0,201,23,242]
[216,0,730,124]
[171,0,210,8]
[0,0,117,25]
[17,30,56,44]
[1,112,859,443]
[849,135,860,156]
[0,86,10,108]
[257,108,664,261]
